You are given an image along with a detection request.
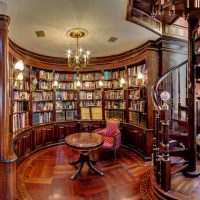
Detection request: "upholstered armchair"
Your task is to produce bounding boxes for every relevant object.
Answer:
[93,119,121,160]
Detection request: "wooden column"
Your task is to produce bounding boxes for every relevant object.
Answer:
[186,15,199,174]
[0,15,17,200]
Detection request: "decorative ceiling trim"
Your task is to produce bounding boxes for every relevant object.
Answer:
[9,39,159,67]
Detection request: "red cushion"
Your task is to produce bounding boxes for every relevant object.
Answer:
[106,119,120,136]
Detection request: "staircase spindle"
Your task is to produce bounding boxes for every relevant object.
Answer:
[161,115,171,191]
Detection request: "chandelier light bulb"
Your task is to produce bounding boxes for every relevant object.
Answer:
[14,60,24,71]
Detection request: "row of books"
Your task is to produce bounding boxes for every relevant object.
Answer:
[128,64,146,76]
[56,82,74,90]
[129,100,145,112]
[13,112,29,132]
[80,101,102,107]
[128,77,143,87]
[56,101,77,110]
[129,89,140,99]
[55,73,77,81]
[79,73,101,81]
[55,91,77,100]
[104,70,125,80]
[32,112,52,125]
[105,101,126,109]
[104,90,124,99]
[32,91,53,101]
[80,107,102,120]
[105,110,125,121]
[13,80,29,91]
[32,102,53,112]
[81,82,95,90]
[129,112,146,126]
[79,91,102,100]
[37,70,54,80]
[13,102,29,113]
[36,81,52,90]
[13,91,29,101]
[56,110,77,121]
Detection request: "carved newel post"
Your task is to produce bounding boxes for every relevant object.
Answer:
[160,91,171,191]
[0,15,17,200]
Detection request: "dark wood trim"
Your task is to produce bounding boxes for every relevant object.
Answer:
[9,39,158,69]
[0,14,17,200]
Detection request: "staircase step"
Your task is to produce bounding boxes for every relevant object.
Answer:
[170,156,189,175]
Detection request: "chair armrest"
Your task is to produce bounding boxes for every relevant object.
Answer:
[94,128,108,136]
[92,128,102,133]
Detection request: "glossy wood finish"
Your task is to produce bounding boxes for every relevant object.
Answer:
[0,15,17,200]
[121,123,153,160]
[187,16,199,172]
[65,133,104,179]
[17,145,154,200]
[150,160,200,200]
[65,132,104,151]
[14,121,105,165]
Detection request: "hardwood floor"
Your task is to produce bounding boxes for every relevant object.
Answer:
[17,145,155,200]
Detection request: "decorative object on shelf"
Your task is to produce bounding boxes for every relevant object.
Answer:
[66,28,90,71]
[30,78,38,92]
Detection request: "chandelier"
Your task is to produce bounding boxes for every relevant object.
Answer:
[66,28,90,71]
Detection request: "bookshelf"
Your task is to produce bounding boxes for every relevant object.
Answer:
[55,71,78,121]
[12,65,30,132]
[31,67,54,125]
[128,63,147,126]
[104,67,126,121]
[79,71,103,120]
[10,61,150,133]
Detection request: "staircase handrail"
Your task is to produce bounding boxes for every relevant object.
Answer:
[152,60,188,113]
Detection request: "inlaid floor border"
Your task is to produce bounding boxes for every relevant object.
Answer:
[17,145,151,200]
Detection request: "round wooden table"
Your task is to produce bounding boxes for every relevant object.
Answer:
[65,132,104,180]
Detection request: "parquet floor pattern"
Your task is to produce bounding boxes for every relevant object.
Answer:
[17,145,155,200]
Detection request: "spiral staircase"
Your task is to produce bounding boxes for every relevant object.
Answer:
[148,0,200,199]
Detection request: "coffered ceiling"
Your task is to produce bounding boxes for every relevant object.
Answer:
[1,0,160,58]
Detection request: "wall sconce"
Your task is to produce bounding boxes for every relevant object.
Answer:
[119,77,125,87]
[137,71,144,86]
[74,78,81,91]
[14,60,24,81]
[99,80,104,87]
[14,60,24,71]
[52,80,59,91]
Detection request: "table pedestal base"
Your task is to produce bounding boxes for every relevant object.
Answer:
[70,151,104,180]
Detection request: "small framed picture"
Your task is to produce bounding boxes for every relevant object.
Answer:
[87,92,93,100]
